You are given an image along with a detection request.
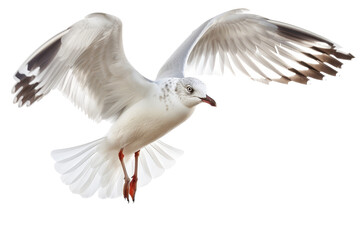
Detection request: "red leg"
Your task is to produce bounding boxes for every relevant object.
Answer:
[118,149,130,202]
[129,150,139,202]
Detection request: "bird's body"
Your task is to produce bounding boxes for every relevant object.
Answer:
[12,9,353,200]
[105,78,194,159]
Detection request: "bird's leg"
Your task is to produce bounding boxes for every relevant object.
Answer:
[129,150,139,202]
[118,149,130,202]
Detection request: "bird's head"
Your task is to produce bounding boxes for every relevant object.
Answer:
[176,77,216,108]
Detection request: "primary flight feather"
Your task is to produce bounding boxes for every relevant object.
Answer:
[12,9,353,201]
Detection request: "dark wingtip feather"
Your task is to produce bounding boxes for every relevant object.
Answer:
[298,61,338,77]
[14,72,27,82]
[335,52,354,60]
[311,46,354,60]
[302,52,343,68]
[287,69,310,84]
[12,72,42,107]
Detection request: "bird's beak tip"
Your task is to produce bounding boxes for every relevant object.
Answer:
[200,95,216,107]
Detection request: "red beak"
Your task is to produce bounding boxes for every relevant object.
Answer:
[200,95,216,107]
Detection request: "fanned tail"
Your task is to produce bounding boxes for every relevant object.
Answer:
[51,139,183,198]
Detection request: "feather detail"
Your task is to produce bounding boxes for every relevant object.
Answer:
[157,9,354,84]
[51,139,183,198]
[12,13,152,122]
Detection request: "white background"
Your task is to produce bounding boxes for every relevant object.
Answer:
[1,0,359,239]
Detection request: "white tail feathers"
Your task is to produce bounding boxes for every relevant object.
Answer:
[51,139,183,198]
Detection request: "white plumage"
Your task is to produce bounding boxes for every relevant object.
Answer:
[12,9,353,200]
[52,139,182,198]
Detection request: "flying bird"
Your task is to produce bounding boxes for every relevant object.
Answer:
[12,9,353,202]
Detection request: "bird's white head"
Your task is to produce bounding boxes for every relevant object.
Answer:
[175,77,216,108]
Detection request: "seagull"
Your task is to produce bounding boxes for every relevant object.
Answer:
[12,9,353,202]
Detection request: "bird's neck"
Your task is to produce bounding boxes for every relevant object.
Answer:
[156,77,179,100]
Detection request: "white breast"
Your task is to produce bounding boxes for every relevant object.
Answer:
[105,85,194,157]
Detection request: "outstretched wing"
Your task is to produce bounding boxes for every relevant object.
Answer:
[157,9,353,84]
[12,13,152,121]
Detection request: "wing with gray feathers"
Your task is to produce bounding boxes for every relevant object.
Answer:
[157,9,353,84]
[12,13,152,121]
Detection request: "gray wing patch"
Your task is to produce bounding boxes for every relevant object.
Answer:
[26,37,62,73]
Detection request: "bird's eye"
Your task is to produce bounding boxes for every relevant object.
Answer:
[186,85,194,94]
